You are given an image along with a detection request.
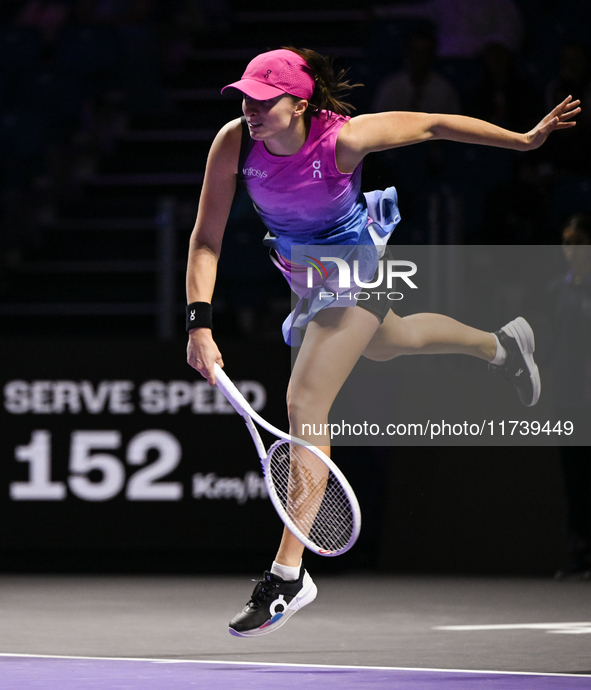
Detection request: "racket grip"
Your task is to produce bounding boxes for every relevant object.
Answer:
[214,363,253,417]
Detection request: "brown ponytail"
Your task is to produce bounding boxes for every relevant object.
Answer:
[282,46,362,117]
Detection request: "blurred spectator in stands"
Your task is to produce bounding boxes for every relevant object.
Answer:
[194,0,232,34]
[547,42,591,112]
[541,42,591,176]
[74,0,162,116]
[372,30,461,115]
[467,42,543,133]
[549,214,591,578]
[0,2,22,23]
[461,43,545,243]
[162,0,233,76]
[373,0,523,59]
[75,0,155,29]
[367,30,461,243]
[15,0,71,48]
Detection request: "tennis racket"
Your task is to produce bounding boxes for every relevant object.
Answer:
[214,363,361,556]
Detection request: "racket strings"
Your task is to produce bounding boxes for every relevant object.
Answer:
[268,441,354,553]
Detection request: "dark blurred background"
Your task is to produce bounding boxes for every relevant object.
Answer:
[1,0,590,578]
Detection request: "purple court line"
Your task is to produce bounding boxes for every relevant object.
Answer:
[1,656,591,690]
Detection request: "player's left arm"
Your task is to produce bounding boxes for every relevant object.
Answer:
[336,96,580,173]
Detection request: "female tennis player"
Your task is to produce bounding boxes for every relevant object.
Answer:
[185,47,580,637]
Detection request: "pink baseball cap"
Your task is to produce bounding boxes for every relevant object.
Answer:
[221,49,315,101]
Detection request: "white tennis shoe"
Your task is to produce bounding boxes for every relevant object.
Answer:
[489,316,541,407]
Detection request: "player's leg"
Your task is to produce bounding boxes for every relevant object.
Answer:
[272,305,383,566]
[363,310,496,360]
[288,305,384,444]
[363,311,540,406]
[229,306,382,637]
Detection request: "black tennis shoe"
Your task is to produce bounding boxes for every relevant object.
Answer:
[229,566,317,637]
[489,317,541,407]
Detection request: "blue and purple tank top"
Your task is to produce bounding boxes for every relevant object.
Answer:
[239,112,369,257]
[238,110,401,345]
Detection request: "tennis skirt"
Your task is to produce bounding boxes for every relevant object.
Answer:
[271,187,401,346]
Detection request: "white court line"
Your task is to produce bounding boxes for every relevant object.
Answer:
[434,622,591,634]
[0,653,590,678]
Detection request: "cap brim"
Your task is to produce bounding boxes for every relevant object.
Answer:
[221,78,285,100]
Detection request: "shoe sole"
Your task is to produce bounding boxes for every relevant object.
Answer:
[228,572,318,638]
[501,316,541,407]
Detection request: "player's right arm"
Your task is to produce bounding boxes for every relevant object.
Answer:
[186,118,242,385]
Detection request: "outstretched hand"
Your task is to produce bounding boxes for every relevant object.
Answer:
[525,95,581,150]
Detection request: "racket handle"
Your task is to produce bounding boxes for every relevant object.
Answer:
[214,363,254,417]
[214,364,289,442]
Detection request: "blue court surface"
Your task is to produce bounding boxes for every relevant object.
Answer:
[1,656,591,690]
[1,575,590,689]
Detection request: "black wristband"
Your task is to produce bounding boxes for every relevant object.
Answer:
[186,302,212,332]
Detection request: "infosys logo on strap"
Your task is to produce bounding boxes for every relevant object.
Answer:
[242,166,267,178]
